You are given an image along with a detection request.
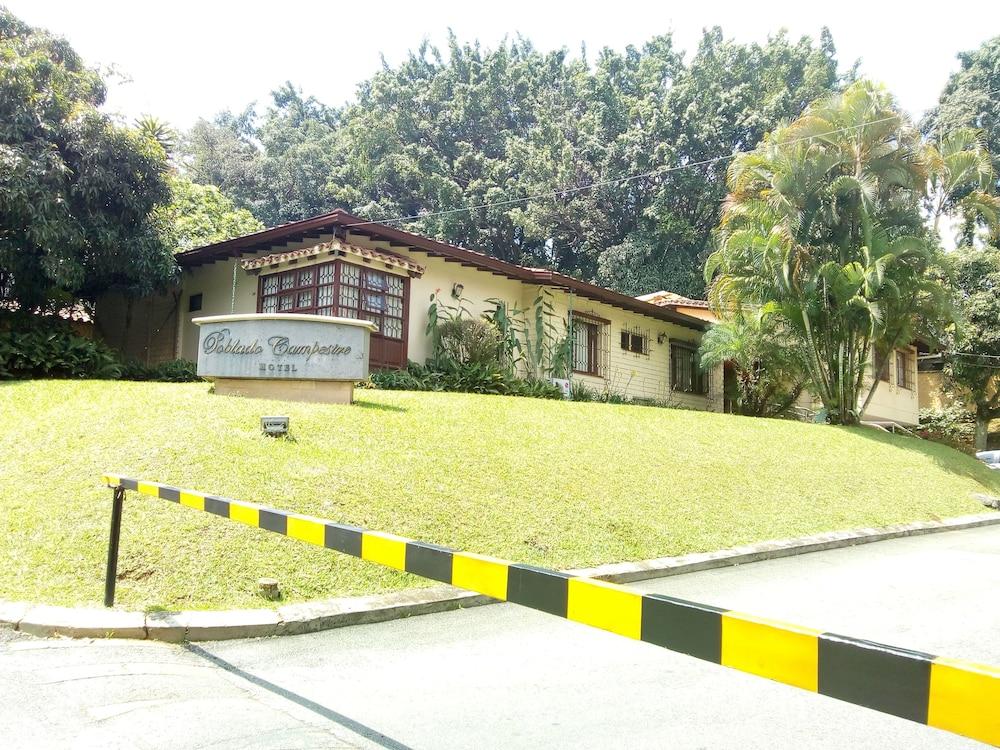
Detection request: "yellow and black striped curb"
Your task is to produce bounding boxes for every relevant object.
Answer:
[103,474,1000,747]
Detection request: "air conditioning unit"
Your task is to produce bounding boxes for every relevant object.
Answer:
[550,378,571,399]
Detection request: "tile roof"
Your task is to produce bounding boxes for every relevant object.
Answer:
[240,238,426,276]
[636,290,712,309]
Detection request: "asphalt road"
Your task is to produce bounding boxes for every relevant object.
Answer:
[2,524,998,749]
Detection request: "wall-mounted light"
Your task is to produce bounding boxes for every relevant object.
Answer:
[657,332,668,345]
[451,282,464,299]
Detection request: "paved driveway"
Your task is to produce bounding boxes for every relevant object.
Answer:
[2,525,998,749]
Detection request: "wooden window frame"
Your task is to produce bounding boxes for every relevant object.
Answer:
[572,312,609,378]
[256,260,407,343]
[895,349,912,390]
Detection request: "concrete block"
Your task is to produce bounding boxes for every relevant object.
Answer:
[0,601,29,629]
[18,605,146,639]
[183,608,280,641]
[277,586,491,636]
[145,611,188,642]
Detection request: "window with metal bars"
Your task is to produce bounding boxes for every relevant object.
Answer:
[257,261,406,341]
[620,326,649,355]
[670,342,707,394]
[572,316,608,377]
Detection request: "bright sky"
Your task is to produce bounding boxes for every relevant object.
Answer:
[7,0,1000,130]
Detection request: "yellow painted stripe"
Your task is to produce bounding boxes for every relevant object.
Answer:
[362,532,407,571]
[451,552,509,600]
[178,490,205,511]
[137,481,160,497]
[721,612,820,692]
[928,657,1000,746]
[229,502,259,528]
[288,516,325,546]
[101,474,120,487]
[567,578,642,639]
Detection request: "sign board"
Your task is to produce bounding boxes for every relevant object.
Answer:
[261,416,289,436]
[193,314,376,381]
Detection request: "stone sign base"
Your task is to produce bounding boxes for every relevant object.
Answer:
[212,377,355,405]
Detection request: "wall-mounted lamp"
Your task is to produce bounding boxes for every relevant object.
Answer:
[657,332,668,345]
[451,282,464,299]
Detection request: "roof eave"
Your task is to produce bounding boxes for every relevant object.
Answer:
[177,209,707,331]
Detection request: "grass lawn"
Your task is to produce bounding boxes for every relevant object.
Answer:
[2,380,998,611]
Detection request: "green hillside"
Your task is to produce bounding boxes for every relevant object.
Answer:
[2,381,997,610]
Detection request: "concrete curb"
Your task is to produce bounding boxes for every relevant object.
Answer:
[2,512,997,642]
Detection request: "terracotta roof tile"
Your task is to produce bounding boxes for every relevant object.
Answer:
[241,238,425,276]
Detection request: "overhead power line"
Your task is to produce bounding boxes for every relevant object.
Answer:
[340,82,1000,234]
[341,114,902,231]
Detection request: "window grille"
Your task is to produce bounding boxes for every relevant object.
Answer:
[620,325,650,355]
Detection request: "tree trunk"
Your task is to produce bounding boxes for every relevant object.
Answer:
[975,414,990,452]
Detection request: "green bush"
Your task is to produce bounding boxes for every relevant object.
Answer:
[435,318,503,366]
[917,405,976,453]
[120,358,200,382]
[0,324,122,379]
[365,360,563,400]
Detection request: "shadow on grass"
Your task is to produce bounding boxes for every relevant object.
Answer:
[352,399,408,413]
[845,425,1000,491]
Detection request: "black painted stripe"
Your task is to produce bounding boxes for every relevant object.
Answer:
[506,565,572,617]
[818,633,934,723]
[203,496,230,517]
[325,523,363,557]
[405,542,454,583]
[119,477,138,491]
[158,485,181,503]
[259,509,288,535]
[640,594,724,663]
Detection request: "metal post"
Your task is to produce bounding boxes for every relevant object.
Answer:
[104,486,125,607]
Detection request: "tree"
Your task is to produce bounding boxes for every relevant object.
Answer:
[924,36,1000,199]
[179,29,842,294]
[947,245,1000,450]
[924,128,1000,246]
[706,80,950,425]
[698,312,808,417]
[156,175,264,253]
[0,9,175,309]
[597,28,842,297]
[180,106,265,219]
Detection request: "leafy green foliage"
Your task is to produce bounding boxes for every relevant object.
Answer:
[434,318,503,367]
[365,360,564,399]
[0,9,175,308]
[924,36,1000,203]
[924,128,1000,246]
[707,81,952,425]
[698,314,807,417]
[943,244,1000,449]
[917,404,976,453]
[179,30,841,295]
[156,174,265,253]
[0,320,121,379]
[119,358,200,382]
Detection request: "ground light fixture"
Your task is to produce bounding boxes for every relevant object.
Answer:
[261,415,290,437]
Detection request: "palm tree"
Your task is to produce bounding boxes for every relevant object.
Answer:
[698,312,808,417]
[135,115,177,158]
[706,80,950,425]
[924,127,1000,245]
